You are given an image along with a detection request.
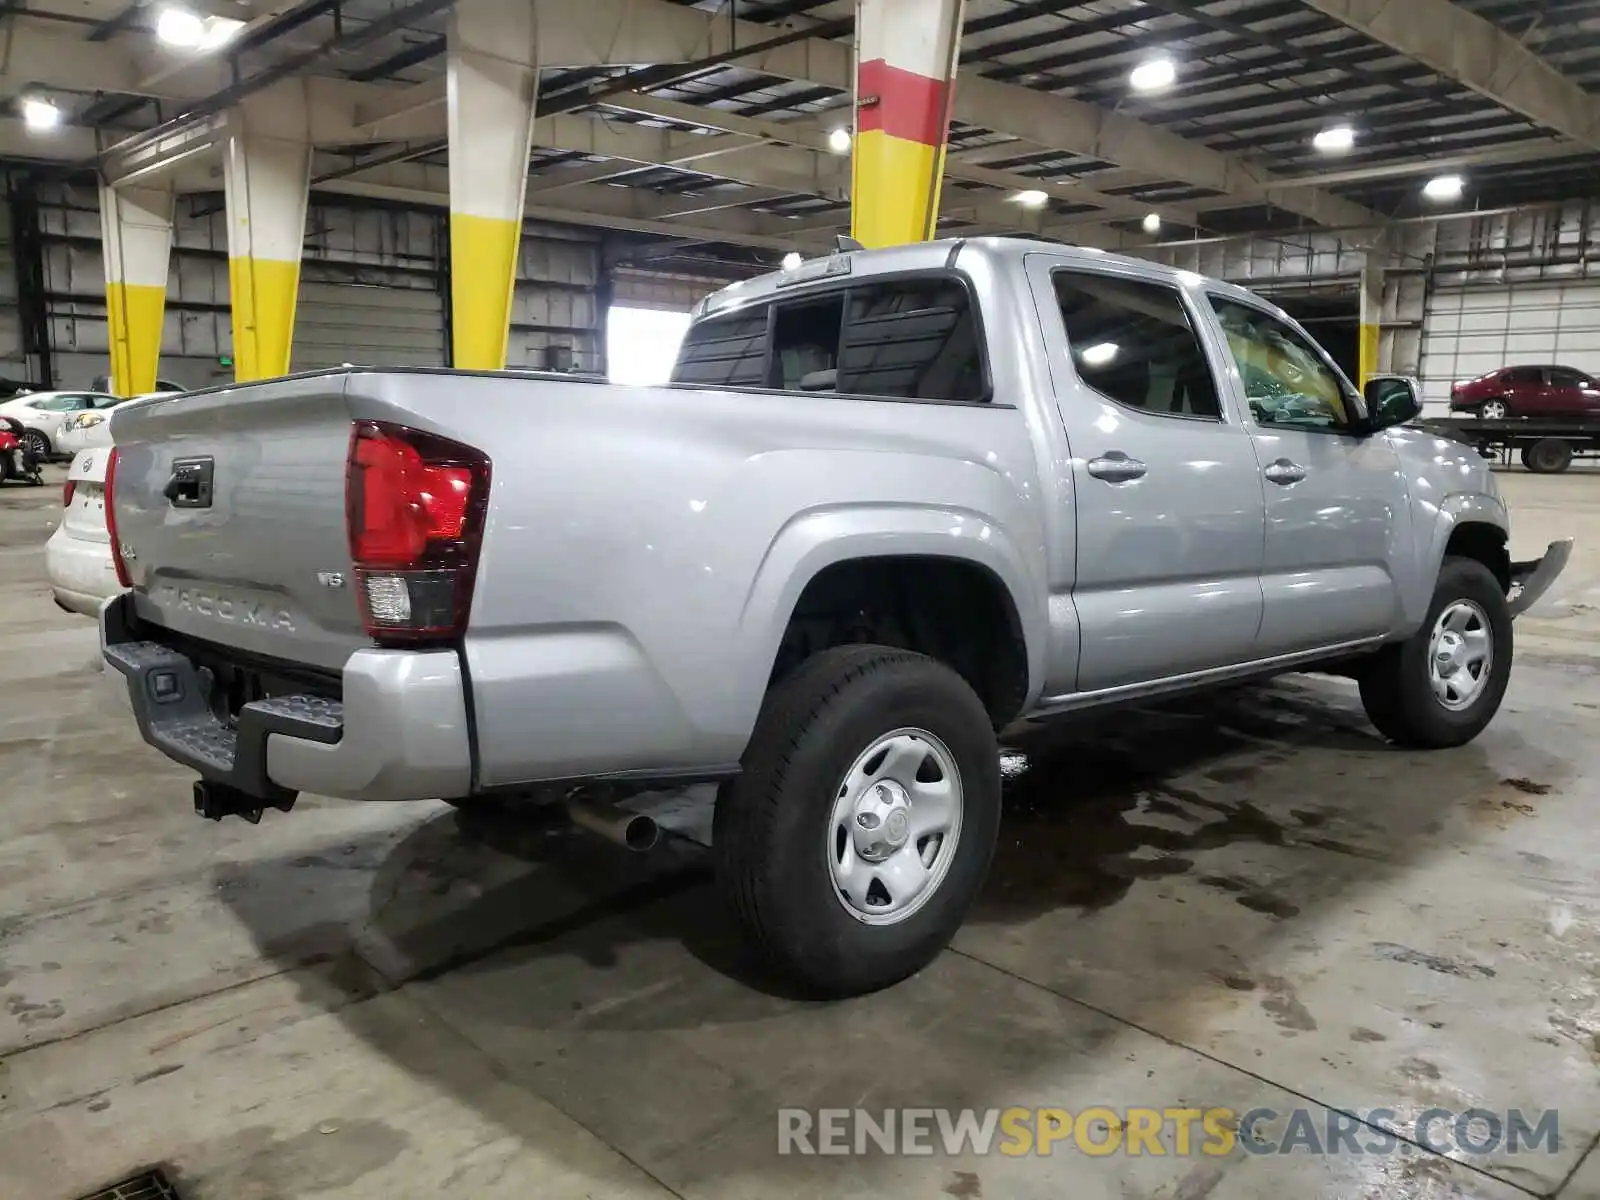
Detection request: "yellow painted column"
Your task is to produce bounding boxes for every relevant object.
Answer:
[447,0,540,370]
[223,130,311,382]
[98,184,174,397]
[1359,247,1385,389]
[851,0,966,248]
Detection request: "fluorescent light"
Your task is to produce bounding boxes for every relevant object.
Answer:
[1142,213,1161,234]
[21,98,60,131]
[827,127,852,154]
[1129,57,1176,93]
[1081,342,1119,366]
[781,251,804,270]
[1424,174,1465,201]
[1014,189,1049,208]
[1313,124,1355,154]
[156,6,206,46]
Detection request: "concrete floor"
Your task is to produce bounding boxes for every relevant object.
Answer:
[1,466,1599,1200]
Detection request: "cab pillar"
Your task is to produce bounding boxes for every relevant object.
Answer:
[446,0,540,370]
[850,0,966,249]
[223,98,312,382]
[99,183,174,397]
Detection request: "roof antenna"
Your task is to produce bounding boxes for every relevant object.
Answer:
[835,234,864,253]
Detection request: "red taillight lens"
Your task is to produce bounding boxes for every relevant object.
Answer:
[105,448,131,587]
[63,478,76,507]
[345,421,490,644]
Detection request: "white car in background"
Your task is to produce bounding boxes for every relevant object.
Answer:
[45,416,120,616]
[56,391,179,456]
[0,390,120,460]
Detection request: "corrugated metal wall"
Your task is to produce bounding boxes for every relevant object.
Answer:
[28,183,606,388]
[0,198,24,388]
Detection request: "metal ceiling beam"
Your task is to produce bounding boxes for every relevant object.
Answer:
[1264,137,1589,188]
[1294,0,1600,149]
[598,91,1204,227]
[602,0,1383,226]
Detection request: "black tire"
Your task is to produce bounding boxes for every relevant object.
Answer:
[1524,437,1573,474]
[1359,557,1512,749]
[21,429,49,460]
[714,644,1000,998]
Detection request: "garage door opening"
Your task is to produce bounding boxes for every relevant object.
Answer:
[608,306,691,385]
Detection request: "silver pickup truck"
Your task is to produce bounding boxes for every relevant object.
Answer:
[101,237,1570,997]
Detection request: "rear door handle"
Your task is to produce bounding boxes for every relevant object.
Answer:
[1086,452,1147,483]
[1263,458,1307,486]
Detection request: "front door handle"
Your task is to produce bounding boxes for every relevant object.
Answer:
[1086,452,1148,483]
[1263,458,1307,486]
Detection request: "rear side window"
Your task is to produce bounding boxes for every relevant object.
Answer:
[1053,271,1221,419]
[1549,367,1584,388]
[671,310,768,387]
[838,281,985,401]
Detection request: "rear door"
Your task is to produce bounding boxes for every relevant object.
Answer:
[1026,255,1266,693]
[1207,295,1407,654]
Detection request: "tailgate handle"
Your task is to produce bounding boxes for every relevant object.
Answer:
[164,457,214,508]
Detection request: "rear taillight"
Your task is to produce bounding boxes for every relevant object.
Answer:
[63,478,75,507]
[345,420,490,644]
[105,448,131,587]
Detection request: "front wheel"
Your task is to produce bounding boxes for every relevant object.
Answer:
[715,645,1001,997]
[21,429,49,461]
[1480,398,1511,420]
[1359,557,1512,748]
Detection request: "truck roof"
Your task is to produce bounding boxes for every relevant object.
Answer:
[692,235,1275,321]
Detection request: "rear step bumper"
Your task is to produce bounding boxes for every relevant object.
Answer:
[102,593,472,803]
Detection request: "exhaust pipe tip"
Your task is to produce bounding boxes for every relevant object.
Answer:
[566,795,660,852]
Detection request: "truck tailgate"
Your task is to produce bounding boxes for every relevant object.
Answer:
[111,374,365,671]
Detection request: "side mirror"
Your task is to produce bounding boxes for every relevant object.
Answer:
[1363,374,1421,431]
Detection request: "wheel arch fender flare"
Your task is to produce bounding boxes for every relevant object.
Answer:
[1402,492,1510,627]
[735,503,1047,719]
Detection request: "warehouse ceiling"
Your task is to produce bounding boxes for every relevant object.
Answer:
[2,0,1599,276]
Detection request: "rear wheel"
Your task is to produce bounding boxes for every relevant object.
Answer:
[1480,397,1511,420]
[21,429,49,460]
[1524,437,1574,474]
[715,644,1001,997]
[1359,556,1512,748]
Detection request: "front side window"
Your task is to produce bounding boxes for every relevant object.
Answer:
[671,310,769,387]
[1210,297,1353,432]
[1506,366,1545,386]
[1053,271,1222,419]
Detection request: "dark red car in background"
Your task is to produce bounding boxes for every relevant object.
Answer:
[1451,365,1600,419]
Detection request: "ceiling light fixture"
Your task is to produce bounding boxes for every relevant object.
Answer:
[1129,57,1177,93]
[1423,174,1465,202]
[21,97,60,131]
[1081,342,1120,366]
[1313,123,1355,154]
[156,6,206,46]
[827,127,852,154]
[781,251,804,270]
[1014,189,1049,208]
[157,7,245,51]
[1142,213,1161,234]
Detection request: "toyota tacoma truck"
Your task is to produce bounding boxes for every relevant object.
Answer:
[100,237,1571,998]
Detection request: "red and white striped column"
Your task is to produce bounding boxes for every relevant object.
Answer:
[851,0,966,249]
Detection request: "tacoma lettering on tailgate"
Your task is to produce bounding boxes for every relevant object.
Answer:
[154,584,296,633]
